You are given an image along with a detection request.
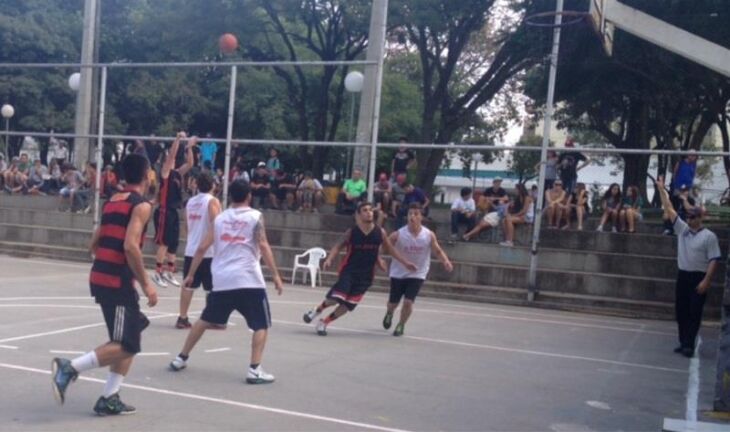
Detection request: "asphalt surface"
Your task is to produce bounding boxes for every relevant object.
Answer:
[0,255,721,431]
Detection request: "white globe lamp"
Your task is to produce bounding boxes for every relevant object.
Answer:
[1,104,15,119]
[345,71,364,93]
[68,72,81,92]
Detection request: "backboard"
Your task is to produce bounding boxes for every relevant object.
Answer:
[589,0,615,56]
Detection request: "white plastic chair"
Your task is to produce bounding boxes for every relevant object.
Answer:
[291,247,327,288]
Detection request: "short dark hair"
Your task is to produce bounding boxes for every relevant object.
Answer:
[399,136,408,142]
[460,187,472,198]
[408,202,423,213]
[229,179,250,203]
[122,154,149,185]
[196,172,214,193]
[357,201,373,213]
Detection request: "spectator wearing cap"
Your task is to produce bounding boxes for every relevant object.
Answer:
[374,173,392,225]
[396,182,430,228]
[391,136,416,179]
[450,187,477,240]
[479,177,509,216]
[557,137,590,195]
[296,170,324,213]
[250,161,271,209]
[336,168,367,215]
[270,169,297,210]
[656,177,720,358]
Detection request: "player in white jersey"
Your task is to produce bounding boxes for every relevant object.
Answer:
[169,180,284,384]
[175,172,221,329]
[383,203,453,336]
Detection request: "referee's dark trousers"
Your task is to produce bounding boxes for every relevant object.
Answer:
[675,270,708,350]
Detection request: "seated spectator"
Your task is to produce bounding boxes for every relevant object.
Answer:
[58,163,84,211]
[0,155,6,190]
[530,184,538,202]
[620,185,643,233]
[500,183,534,247]
[563,182,588,230]
[463,209,500,242]
[3,160,26,194]
[479,177,509,216]
[250,162,271,209]
[336,168,367,215]
[296,170,324,213]
[27,159,49,195]
[545,180,566,228]
[270,169,297,210]
[396,183,430,228]
[373,173,392,225]
[450,187,477,240]
[231,162,250,183]
[596,183,622,232]
[101,164,122,198]
[390,173,408,217]
[16,153,31,181]
[74,162,97,213]
[47,159,62,194]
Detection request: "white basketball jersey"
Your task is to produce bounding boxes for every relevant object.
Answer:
[211,207,266,291]
[389,225,432,280]
[185,193,215,258]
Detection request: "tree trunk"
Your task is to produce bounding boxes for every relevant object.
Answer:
[622,153,651,200]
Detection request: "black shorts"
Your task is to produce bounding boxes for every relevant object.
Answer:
[183,256,213,291]
[100,302,148,354]
[389,278,424,304]
[200,289,271,331]
[154,207,180,254]
[326,272,373,311]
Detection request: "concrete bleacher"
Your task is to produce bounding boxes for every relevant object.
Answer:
[0,195,726,319]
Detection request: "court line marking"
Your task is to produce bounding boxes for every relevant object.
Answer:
[49,350,84,355]
[0,362,411,432]
[0,344,18,350]
[272,319,687,374]
[137,352,170,357]
[205,347,231,353]
[686,337,701,423]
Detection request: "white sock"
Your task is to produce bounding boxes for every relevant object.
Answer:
[70,351,99,373]
[103,372,124,398]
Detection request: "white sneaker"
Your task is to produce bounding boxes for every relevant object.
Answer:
[246,366,275,384]
[611,227,618,233]
[595,225,603,232]
[169,356,187,371]
[499,241,514,247]
[316,319,327,336]
[152,272,168,288]
[163,271,181,287]
[302,309,319,324]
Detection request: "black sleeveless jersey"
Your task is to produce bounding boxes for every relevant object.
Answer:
[338,225,383,276]
[160,170,183,209]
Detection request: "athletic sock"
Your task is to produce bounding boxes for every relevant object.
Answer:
[167,261,176,273]
[70,351,99,373]
[102,372,124,398]
[323,312,339,325]
[315,301,329,314]
[156,262,163,273]
[249,363,260,370]
[178,353,189,361]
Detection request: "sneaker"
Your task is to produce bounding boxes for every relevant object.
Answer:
[51,358,78,405]
[175,317,191,329]
[93,393,137,416]
[162,271,181,287]
[382,312,393,330]
[316,319,327,336]
[246,366,275,384]
[663,229,673,236]
[393,323,405,337]
[673,346,684,354]
[681,347,694,358]
[611,227,618,233]
[169,355,187,371]
[152,272,168,288]
[303,309,319,324]
[499,241,514,247]
[595,225,603,232]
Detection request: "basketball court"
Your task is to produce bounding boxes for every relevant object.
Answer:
[0,255,720,431]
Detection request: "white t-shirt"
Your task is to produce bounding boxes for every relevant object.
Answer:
[451,197,476,213]
[389,225,433,280]
[211,207,266,291]
[674,218,721,273]
[185,193,215,258]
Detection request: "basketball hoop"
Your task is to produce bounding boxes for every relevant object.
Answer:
[525,10,589,28]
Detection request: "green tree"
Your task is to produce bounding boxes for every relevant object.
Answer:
[508,135,545,184]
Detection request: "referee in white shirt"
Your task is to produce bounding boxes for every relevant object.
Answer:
[657,177,721,358]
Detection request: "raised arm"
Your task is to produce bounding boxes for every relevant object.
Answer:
[162,132,185,179]
[177,135,197,177]
[255,216,283,295]
[124,202,157,307]
[656,177,677,221]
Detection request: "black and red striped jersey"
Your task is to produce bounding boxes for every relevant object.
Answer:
[338,225,383,277]
[89,190,148,304]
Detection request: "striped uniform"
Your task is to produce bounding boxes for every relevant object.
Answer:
[90,190,150,354]
[326,225,383,311]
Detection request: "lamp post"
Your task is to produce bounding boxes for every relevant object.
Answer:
[345,71,364,180]
[1,104,15,160]
[472,153,483,192]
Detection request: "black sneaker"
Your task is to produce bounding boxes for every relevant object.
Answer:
[673,346,683,354]
[93,393,137,416]
[393,323,405,337]
[382,312,393,330]
[681,347,695,358]
[175,316,192,329]
[51,358,78,405]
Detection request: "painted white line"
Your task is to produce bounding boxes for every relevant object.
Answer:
[49,350,84,355]
[272,319,687,374]
[0,362,411,432]
[0,304,99,310]
[585,400,611,410]
[137,352,170,357]
[2,273,89,282]
[0,344,18,350]
[686,337,701,423]
[204,347,231,353]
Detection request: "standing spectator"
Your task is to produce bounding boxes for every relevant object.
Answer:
[336,168,367,215]
[132,140,148,160]
[199,134,218,171]
[270,169,297,210]
[535,150,558,190]
[20,136,40,163]
[231,162,250,183]
[47,135,60,166]
[664,151,699,235]
[266,148,281,177]
[450,187,477,240]
[390,173,408,217]
[620,185,643,233]
[145,137,163,168]
[656,178,720,358]
[250,162,271,209]
[396,183,430,228]
[596,183,622,232]
[296,170,324,213]
[557,137,590,194]
[373,173,392,225]
[500,183,534,247]
[391,137,416,179]
[479,177,509,216]
[545,180,567,229]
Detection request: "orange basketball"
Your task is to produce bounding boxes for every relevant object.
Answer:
[219,33,238,55]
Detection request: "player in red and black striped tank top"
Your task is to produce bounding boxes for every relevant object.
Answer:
[51,154,159,415]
